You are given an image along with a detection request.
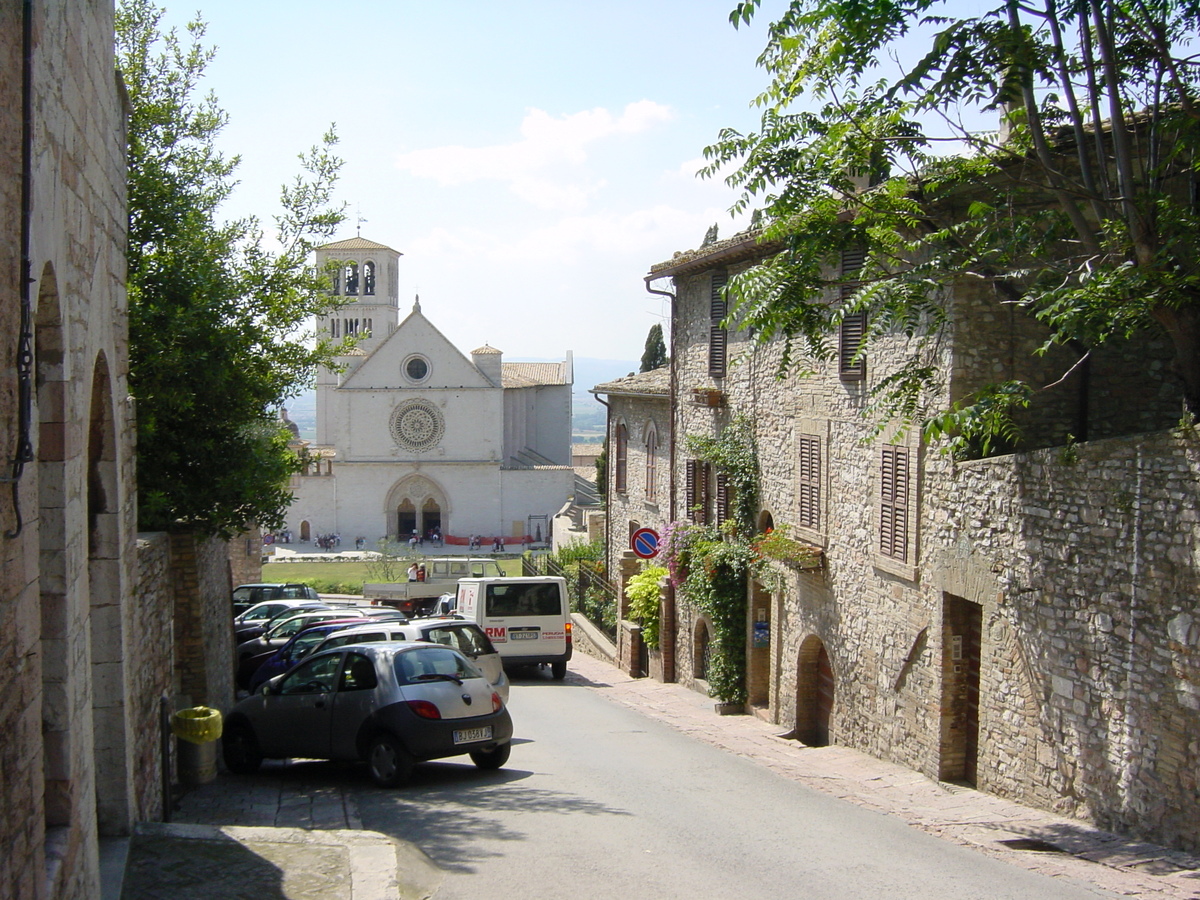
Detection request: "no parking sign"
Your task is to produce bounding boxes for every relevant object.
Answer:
[630,528,660,559]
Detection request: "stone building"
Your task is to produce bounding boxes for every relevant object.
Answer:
[0,3,171,898]
[643,226,1199,851]
[286,237,575,548]
[591,367,671,676]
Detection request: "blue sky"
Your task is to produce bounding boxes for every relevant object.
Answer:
[152,1,781,362]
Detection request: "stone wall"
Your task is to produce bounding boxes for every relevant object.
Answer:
[228,524,263,590]
[171,534,236,712]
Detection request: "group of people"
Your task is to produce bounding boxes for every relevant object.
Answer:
[407,526,443,549]
[466,534,507,553]
[406,562,427,582]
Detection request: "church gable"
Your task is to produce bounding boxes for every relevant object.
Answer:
[340,306,493,390]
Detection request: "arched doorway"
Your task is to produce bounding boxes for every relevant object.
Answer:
[397,500,417,539]
[421,497,441,540]
[299,520,311,542]
[694,619,713,683]
[386,475,449,544]
[796,635,835,746]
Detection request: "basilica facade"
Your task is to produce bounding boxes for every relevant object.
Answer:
[285,236,574,548]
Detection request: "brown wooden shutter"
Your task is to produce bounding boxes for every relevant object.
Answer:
[614,424,628,493]
[797,435,821,529]
[685,459,698,523]
[709,269,728,378]
[879,446,909,561]
[715,469,729,526]
[839,312,866,380]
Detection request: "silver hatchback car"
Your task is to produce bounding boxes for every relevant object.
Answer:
[222,642,513,787]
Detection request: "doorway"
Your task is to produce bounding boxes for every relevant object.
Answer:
[796,635,834,746]
[939,595,983,784]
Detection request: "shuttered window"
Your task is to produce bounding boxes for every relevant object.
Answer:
[797,435,821,529]
[839,247,866,381]
[879,446,909,561]
[709,269,728,378]
[686,459,723,524]
[645,427,658,499]
[714,470,729,527]
[614,423,628,493]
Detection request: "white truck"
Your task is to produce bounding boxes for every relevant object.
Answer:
[456,576,572,679]
[364,557,504,617]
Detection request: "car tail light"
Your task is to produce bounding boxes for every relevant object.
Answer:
[491,692,503,712]
[406,700,441,720]
[565,620,572,644]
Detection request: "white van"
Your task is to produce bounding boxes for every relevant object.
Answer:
[456,576,572,679]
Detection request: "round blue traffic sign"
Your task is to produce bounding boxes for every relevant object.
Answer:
[631,527,660,559]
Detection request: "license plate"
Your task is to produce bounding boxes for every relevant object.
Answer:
[453,726,493,744]
[510,630,539,640]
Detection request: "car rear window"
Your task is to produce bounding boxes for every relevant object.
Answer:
[485,583,562,617]
[393,647,481,685]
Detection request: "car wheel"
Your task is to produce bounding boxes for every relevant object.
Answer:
[366,734,414,788]
[469,741,511,770]
[551,660,567,680]
[222,723,263,775]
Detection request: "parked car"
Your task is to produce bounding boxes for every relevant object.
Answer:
[248,617,511,701]
[235,609,372,688]
[233,598,329,643]
[232,582,320,616]
[455,576,572,679]
[222,642,513,787]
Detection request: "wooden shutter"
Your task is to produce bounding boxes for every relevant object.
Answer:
[797,435,821,529]
[614,424,628,493]
[709,269,728,378]
[839,312,866,380]
[714,470,729,527]
[685,459,699,523]
[879,446,909,561]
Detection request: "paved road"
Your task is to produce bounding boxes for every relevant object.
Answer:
[344,668,1112,900]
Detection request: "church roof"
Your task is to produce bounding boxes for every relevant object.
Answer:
[319,236,401,253]
[472,344,503,355]
[591,367,669,396]
[502,362,570,388]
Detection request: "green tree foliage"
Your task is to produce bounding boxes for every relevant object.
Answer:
[594,439,608,498]
[117,0,349,535]
[639,323,669,372]
[706,0,1200,447]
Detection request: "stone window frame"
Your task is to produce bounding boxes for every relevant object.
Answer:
[403,353,431,385]
[873,431,920,581]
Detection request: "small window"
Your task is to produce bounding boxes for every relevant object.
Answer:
[797,435,821,529]
[879,445,910,562]
[345,262,359,296]
[405,355,430,382]
[645,425,658,499]
[614,422,629,493]
[363,261,376,296]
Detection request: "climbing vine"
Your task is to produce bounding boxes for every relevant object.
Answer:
[625,565,668,650]
[683,414,759,538]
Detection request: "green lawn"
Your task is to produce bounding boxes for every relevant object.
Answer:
[263,556,524,594]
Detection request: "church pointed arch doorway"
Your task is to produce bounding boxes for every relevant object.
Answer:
[386,474,450,543]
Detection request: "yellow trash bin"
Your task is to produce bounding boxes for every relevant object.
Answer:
[172,707,223,785]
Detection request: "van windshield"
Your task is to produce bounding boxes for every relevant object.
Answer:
[485,583,561,617]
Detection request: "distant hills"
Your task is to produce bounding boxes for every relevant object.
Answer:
[282,357,639,442]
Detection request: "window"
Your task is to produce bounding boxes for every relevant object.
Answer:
[404,355,429,382]
[340,653,378,691]
[879,445,910,561]
[330,266,340,295]
[345,262,359,295]
[645,425,658,500]
[279,653,342,695]
[709,269,728,378]
[797,435,821,530]
[839,247,866,380]
[685,460,727,525]
[363,261,376,296]
[614,422,628,493]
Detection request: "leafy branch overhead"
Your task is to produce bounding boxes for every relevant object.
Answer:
[118,0,353,536]
[707,0,1200,451]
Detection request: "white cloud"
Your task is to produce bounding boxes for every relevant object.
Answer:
[394,101,675,213]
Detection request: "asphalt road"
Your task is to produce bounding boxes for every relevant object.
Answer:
[352,668,1116,900]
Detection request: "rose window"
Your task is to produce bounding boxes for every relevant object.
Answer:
[390,401,445,451]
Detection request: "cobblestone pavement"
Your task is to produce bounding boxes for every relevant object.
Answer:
[159,651,1200,900]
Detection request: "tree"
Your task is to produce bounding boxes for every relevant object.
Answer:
[640,323,669,372]
[117,0,349,535]
[705,0,1200,449]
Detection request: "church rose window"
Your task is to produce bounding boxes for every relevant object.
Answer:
[390,400,445,451]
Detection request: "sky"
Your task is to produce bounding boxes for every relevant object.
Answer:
[151,1,783,363]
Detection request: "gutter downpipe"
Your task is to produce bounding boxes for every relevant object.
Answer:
[645,274,677,682]
[5,0,37,539]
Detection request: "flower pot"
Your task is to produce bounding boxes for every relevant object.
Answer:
[714,701,743,716]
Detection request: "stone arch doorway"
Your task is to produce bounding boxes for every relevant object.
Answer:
[693,618,714,684]
[386,474,449,542]
[299,520,311,542]
[796,635,835,746]
[87,353,130,833]
[36,263,72,836]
